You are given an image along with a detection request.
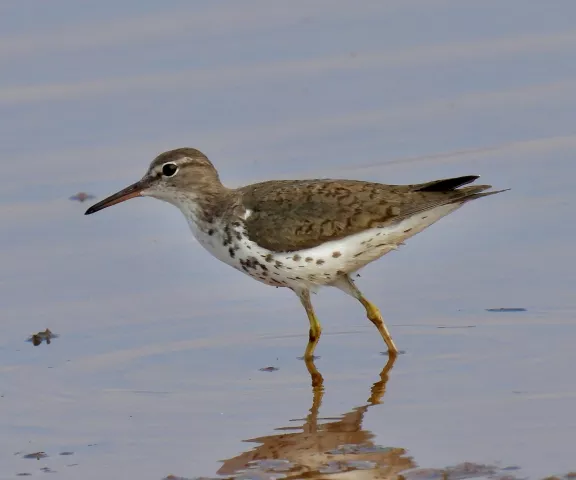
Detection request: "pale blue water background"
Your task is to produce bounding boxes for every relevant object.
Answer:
[0,1,575,478]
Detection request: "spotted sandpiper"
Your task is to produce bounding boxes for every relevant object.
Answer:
[85,148,506,358]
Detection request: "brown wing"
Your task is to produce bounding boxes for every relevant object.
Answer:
[238,176,502,252]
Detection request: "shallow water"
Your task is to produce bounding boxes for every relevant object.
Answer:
[1,1,576,479]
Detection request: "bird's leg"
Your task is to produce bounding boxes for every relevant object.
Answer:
[333,275,398,355]
[294,288,322,359]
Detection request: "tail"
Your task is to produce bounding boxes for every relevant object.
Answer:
[392,175,509,222]
[415,174,509,202]
[457,186,510,203]
[415,175,480,192]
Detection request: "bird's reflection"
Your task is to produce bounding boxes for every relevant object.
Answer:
[163,358,529,480]
[217,354,414,478]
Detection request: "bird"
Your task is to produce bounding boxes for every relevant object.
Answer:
[85,147,506,359]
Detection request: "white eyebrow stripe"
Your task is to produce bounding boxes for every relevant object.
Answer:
[173,157,190,166]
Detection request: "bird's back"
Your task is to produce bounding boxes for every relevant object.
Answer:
[237,176,502,252]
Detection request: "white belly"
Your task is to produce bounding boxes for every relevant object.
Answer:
[181,203,462,291]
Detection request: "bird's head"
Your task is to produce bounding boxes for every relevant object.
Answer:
[85,148,223,215]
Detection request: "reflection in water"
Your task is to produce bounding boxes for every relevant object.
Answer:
[201,357,531,480]
[217,355,414,478]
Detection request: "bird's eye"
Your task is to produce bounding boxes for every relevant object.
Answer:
[162,163,178,177]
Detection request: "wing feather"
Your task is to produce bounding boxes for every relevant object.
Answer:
[238,177,504,252]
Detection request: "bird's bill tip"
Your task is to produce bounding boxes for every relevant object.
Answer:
[84,181,145,215]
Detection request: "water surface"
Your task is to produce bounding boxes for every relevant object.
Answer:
[1,1,575,478]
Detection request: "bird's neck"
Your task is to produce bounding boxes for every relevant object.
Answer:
[172,183,233,228]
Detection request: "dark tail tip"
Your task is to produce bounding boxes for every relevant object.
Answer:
[416,175,480,192]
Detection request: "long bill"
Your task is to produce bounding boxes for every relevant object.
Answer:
[84,179,148,215]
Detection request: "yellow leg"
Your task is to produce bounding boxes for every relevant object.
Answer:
[295,288,322,359]
[359,297,398,354]
[334,276,398,355]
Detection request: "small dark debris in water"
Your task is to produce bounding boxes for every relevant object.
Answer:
[40,467,55,473]
[501,466,521,471]
[69,192,96,202]
[27,328,58,346]
[162,476,193,480]
[59,451,74,456]
[259,366,279,372]
[486,308,527,312]
[22,452,47,460]
[16,474,31,477]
